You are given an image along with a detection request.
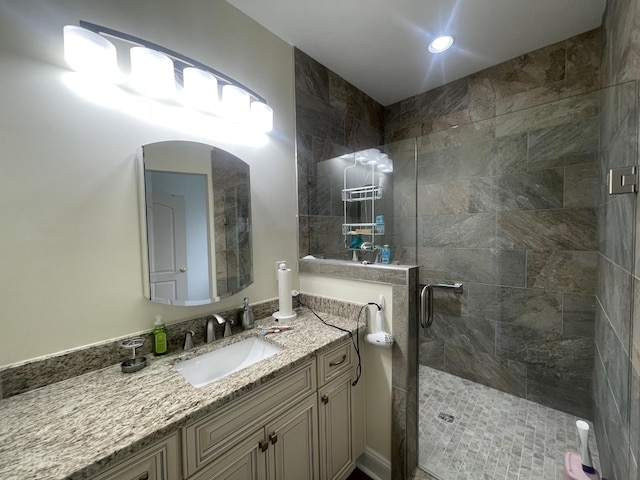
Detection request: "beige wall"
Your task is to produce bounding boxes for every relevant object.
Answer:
[0,0,296,366]
[299,274,393,465]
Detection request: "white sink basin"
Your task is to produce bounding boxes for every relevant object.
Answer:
[175,337,282,388]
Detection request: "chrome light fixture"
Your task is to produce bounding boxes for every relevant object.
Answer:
[62,22,274,133]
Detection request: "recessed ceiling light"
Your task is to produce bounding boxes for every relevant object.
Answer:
[428,35,454,53]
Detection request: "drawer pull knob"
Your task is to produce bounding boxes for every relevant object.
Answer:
[269,432,278,444]
[321,394,329,404]
[329,355,347,367]
[259,440,269,452]
[138,473,149,480]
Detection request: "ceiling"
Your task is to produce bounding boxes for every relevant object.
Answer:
[227,0,606,106]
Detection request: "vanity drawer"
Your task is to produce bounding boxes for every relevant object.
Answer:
[317,340,354,387]
[89,433,180,480]
[183,359,316,477]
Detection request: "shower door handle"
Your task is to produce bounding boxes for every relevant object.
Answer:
[420,283,463,329]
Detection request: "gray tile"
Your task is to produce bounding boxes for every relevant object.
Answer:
[497,323,595,371]
[600,194,636,272]
[564,162,599,208]
[402,78,469,125]
[527,250,597,294]
[595,304,630,426]
[597,255,632,347]
[562,293,596,337]
[527,116,599,170]
[497,208,597,250]
[444,346,527,397]
[420,214,496,248]
[526,365,593,418]
[428,313,496,356]
[495,91,600,137]
[416,247,445,283]
[294,48,329,102]
[417,181,470,215]
[469,169,564,213]
[444,249,526,287]
[295,91,345,144]
[468,284,562,331]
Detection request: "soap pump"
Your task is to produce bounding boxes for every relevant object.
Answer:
[242,297,255,330]
[152,314,168,356]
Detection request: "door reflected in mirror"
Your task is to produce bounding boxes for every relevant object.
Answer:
[139,141,253,306]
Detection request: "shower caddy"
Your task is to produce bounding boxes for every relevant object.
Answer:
[342,156,385,252]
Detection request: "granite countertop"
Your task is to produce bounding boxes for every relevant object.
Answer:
[0,308,361,480]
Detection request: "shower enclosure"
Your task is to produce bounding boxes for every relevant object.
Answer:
[308,80,640,478]
[384,91,602,477]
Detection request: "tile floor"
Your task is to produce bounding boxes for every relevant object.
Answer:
[417,366,600,480]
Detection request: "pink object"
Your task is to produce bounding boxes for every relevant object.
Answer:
[564,452,600,480]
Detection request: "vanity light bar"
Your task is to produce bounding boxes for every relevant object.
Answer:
[63,21,273,133]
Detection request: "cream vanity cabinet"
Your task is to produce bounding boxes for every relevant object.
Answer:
[317,341,363,480]
[87,339,361,480]
[183,359,319,480]
[180,341,362,480]
[89,433,181,480]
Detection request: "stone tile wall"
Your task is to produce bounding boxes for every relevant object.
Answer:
[294,20,640,480]
[596,0,640,478]
[383,32,602,420]
[295,48,386,258]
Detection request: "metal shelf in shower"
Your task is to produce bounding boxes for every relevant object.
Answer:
[342,185,385,202]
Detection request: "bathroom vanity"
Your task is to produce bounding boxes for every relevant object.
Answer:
[0,311,363,480]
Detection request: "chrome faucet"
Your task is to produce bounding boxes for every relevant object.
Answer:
[206,318,216,343]
[211,314,232,338]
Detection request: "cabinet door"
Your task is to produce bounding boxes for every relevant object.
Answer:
[318,373,353,480]
[266,394,319,480]
[89,433,180,480]
[189,429,268,480]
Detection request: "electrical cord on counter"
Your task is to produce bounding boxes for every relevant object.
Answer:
[296,296,381,387]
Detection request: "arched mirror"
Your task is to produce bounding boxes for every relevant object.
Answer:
[138,141,253,305]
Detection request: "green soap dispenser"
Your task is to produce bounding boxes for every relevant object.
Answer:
[152,315,168,356]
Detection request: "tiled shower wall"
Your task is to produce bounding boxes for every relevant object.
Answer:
[386,31,602,420]
[595,0,640,478]
[295,48,385,257]
[294,15,640,479]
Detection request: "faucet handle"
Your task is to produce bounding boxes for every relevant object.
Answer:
[183,330,195,350]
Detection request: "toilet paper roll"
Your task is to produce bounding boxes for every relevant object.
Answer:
[273,262,297,320]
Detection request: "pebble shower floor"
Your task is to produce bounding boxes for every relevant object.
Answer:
[418,366,600,480]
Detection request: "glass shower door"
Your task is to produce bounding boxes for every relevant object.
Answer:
[393,93,601,478]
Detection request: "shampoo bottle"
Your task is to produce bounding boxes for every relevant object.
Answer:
[152,315,168,356]
[381,245,392,264]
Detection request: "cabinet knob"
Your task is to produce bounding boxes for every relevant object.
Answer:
[259,439,269,452]
[321,394,329,404]
[138,473,149,480]
[269,432,278,444]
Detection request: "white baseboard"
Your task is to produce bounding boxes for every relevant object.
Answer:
[356,447,391,480]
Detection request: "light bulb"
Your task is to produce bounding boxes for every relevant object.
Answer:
[130,47,176,98]
[63,25,119,81]
[428,35,454,53]
[182,67,218,112]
